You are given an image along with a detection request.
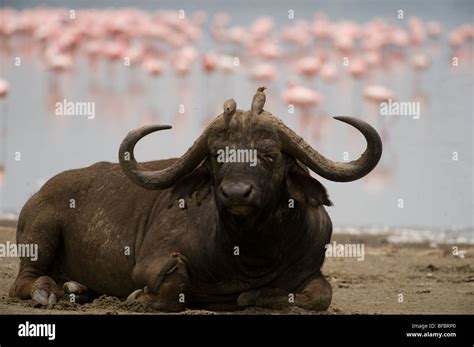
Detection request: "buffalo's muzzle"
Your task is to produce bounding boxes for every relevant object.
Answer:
[218,181,258,215]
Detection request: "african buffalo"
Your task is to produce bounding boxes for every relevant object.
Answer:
[10,88,382,311]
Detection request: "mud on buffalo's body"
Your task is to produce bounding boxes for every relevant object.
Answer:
[10,89,382,311]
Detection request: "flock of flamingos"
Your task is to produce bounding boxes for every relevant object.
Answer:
[0,7,472,194]
[0,7,472,105]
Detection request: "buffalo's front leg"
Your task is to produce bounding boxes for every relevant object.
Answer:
[127,252,189,312]
[237,274,332,311]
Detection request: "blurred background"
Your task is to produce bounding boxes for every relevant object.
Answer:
[0,0,472,243]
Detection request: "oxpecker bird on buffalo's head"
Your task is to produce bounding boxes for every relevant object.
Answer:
[251,86,267,115]
[223,98,237,129]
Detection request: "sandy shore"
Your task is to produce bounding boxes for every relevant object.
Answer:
[0,224,473,315]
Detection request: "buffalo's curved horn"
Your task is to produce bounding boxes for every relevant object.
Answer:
[274,116,382,182]
[119,125,210,189]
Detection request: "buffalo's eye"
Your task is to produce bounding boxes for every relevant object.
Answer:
[262,153,276,163]
[212,153,223,167]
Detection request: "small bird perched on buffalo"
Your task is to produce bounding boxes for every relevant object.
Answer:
[251,86,267,115]
[223,98,237,129]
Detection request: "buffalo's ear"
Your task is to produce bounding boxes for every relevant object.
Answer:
[286,163,333,207]
[168,160,212,208]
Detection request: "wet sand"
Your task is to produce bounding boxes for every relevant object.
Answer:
[0,224,472,315]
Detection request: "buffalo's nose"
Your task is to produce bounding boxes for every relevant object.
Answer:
[220,181,253,202]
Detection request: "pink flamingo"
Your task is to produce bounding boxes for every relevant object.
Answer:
[142,58,163,76]
[412,53,431,70]
[364,50,381,67]
[294,56,322,78]
[250,17,274,41]
[253,41,282,60]
[311,14,331,40]
[281,21,312,47]
[202,53,218,73]
[172,46,197,76]
[282,82,324,138]
[103,41,126,62]
[0,79,9,97]
[44,48,73,72]
[349,58,367,78]
[363,85,395,102]
[427,22,442,38]
[320,63,337,81]
[249,64,277,81]
[408,17,426,46]
[282,82,323,108]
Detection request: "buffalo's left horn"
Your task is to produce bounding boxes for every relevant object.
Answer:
[119,125,210,189]
[274,116,382,182]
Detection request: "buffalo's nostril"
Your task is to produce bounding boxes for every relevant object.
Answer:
[222,189,228,198]
[243,185,252,198]
[220,182,253,201]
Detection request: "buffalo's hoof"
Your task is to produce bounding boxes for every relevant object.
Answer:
[63,281,89,304]
[156,300,185,313]
[124,287,160,312]
[125,288,145,304]
[30,276,59,307]
[125,287,185,312]
[237,289,259,308]
[125,287,157,303]
[31,288,57,306]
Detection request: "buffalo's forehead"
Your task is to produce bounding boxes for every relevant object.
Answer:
[209,110,281,150]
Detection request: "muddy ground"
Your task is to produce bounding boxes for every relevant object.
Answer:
[0,224,473,315]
